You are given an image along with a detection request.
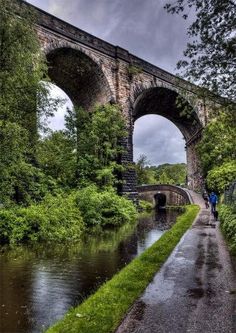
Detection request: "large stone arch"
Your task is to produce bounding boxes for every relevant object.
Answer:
[45,43,115,110]
[132,86,202,139]
[130,85,203,191]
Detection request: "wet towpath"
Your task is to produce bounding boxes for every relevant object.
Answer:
[116,191,236,333]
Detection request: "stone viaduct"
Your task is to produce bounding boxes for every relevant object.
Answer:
[23,1,211,197]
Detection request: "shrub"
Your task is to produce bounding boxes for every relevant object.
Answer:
[139,200,153,212]
[0,193,85,245]
[39,193,85,241]
[219,204,236,253]
[207,161,236,192]
[75,185,137,227]
[0,186,137,245]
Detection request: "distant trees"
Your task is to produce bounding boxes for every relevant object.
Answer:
[135,155,155,185]
[135,156,187,186]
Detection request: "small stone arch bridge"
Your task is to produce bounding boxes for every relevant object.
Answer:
[23,1,216,197]
[137,184,193,208]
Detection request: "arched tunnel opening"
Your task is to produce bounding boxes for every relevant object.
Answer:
[154,192,167,210]
[132,86,203,191]
[133,87,201,141]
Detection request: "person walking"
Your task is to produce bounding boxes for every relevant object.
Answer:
[209,192,218,214]
[203,191,209,208]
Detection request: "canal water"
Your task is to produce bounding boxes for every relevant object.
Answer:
[0,209,181,333]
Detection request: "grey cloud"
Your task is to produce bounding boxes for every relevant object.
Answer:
[28,0,190,73]
[27,0,49,11]
[133,116,186,165]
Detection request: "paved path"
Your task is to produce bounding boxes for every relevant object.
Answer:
[116,192,236,333]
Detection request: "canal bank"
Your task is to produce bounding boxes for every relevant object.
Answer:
[45,205,199,333]
[0,208,182,333]
[116,192,236,333]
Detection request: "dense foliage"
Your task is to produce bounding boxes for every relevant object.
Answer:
[37,130,77,188]
[135,155,186,186]
[75,185,137,227]
[139,200,153,211]
[165,0,236,193]
[65,104,127,188]
[197,109,236,192]
[0,187,137,245]
[0,0,45,126]
[0,100,135,244]
[0,100,136,244]
[207,162,236,193]
[0,193,85,244]
[0,1,136,244]
[0,0,60,206]
[164,0,236,101]
[219,204,236,253]
[197,111,236,175]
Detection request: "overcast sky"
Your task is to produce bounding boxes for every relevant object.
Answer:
[27,0,192,165]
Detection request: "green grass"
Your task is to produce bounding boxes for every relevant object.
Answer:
[46,204,200,333]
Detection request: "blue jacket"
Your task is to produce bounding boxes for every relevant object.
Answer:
[209,193,218,204]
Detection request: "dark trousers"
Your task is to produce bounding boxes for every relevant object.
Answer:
[211,203,216,214]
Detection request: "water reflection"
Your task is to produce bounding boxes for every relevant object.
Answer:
[0,208,181,333]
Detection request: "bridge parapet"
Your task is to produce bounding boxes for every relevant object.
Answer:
[137,184,193,206]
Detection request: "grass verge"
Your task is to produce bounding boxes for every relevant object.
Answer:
[46,204,200,333]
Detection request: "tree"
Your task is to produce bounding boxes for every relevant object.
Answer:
[0,0,46,132]
[0,121,28,205]
[37,131,77,187]
[65,104,127,188]
[135,155,157,185]
[135,161,187,186]
[164,0,236,101]
[158,171,175,185]
[0,121,58,206]
[197,110,236,191]
[197,111,236,175]
[0,0,60,205]
[0,0,61,140]
[154,163,187,185]
[207,161,236,193]
[165,0,236,192]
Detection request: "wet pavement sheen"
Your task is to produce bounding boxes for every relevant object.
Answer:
[116,192,236,333]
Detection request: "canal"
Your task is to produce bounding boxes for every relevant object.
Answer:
[0,208,181,333]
